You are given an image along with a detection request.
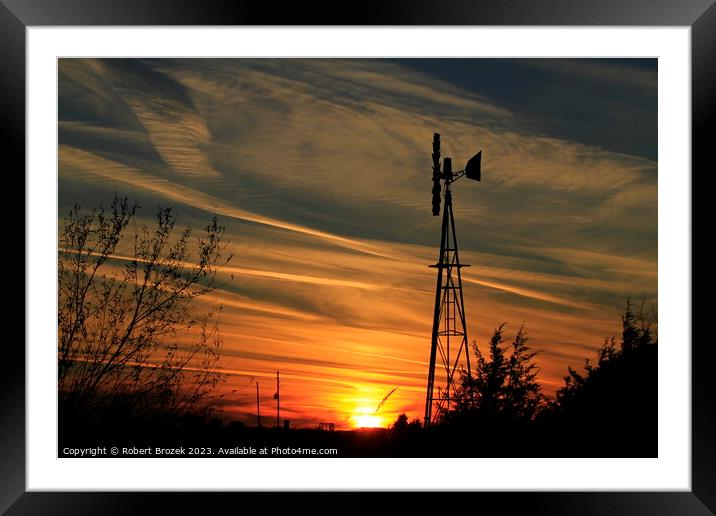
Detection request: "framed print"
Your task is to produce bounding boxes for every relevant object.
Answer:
[4,0,714,513]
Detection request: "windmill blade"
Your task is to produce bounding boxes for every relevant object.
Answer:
[432,132,442,216]
[432,177,442,216]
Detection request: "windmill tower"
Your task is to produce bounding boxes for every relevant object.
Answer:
[424,133,482,428]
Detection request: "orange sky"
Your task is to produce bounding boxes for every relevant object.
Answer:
[58,58,657,429]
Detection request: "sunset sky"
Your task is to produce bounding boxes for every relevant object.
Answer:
[58,58,657,429]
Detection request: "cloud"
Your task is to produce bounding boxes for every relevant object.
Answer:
[59,144,390,258]
[521,59,657,95]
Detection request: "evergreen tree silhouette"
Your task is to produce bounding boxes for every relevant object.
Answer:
[451,323,544,434]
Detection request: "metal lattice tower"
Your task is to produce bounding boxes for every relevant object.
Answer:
[424,133,482,428]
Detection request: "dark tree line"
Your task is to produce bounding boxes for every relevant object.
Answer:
[404,300,658,456]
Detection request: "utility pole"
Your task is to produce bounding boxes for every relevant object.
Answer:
[275,370,280,428]
[256,381,261,427]
[424,133,482,428]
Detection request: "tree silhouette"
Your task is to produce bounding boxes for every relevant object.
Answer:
[58,194,232,420]
[544,300,658,456]
[451,323,544,425]
[390,412,421,433]
[504,325,543,419]
[392,413,410,433]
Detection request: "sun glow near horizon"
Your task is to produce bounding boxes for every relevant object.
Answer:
[351,412,386,429]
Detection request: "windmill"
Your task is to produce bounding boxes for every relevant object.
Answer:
[424,133,482,428]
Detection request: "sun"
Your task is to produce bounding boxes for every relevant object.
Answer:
[353,414,383,428]
[351,405,386,428]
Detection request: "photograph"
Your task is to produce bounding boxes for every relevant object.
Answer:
[57,57,658,459]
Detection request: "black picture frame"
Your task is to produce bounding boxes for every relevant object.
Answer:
[4,1,714,513]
